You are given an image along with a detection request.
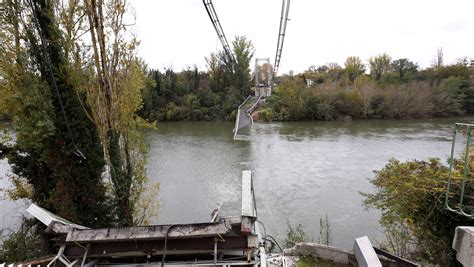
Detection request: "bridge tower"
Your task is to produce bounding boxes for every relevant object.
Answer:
[254,58,273,97]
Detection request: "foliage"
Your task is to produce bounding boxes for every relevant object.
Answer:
[232,36,255,95]
[136,50,472,124]
[296,256,338,267]
[0,0,112,228]
[369,53,391,81]
[390,58,418,80]
[344,56,366,83]
[318,214,331,246]
[0,219,51,263]
[285,222,309,248]
[363,157,474,265]
[77,0,158,226]
[260,59,473,122]
[139,36,255,122]
[296,256,318,267]
[0,0,158,259]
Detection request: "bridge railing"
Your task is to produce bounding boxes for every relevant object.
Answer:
[445,123,474,217]
[233,95,252,139]
[246,95,264,115]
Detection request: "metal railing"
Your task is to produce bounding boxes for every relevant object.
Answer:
[233,95,252,140]
[445,123,474,217]
[233,96,265,140]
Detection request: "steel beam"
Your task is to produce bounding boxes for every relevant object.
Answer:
[63,236,253,258]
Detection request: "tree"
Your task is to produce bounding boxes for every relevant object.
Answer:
[83,0,154,226]
[327,62,343,83]
[432,48,444,70]
[369,53,391,81]
[231,36,255,95]
[390,58,418,79]
[364,157,474,265]
[344,56,366,83]
[0,0,112,227]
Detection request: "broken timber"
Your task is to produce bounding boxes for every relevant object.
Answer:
[27,170,263,266]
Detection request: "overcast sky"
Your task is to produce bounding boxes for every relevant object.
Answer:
[129,0,474,74]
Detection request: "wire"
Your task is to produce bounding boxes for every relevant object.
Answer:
[257,220,267,239]
[27,0,86,160]
[264,234,284,253]
[161,224,179,267]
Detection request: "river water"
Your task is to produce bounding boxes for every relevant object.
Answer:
[1,117,473,248]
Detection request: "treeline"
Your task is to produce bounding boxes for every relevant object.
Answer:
[258,53,474,121]
[139,36,255,121]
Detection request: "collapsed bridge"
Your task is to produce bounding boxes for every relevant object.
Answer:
[202,0,291,139]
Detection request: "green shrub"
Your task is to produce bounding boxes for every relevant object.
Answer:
[285,222,308,248]
[364,157,474,265]
[258,107,275,122]
[0,219,51,263]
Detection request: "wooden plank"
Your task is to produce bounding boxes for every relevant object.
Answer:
[66,217,241,243]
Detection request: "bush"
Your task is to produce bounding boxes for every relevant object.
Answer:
[431,77,465,116]
[257,107,275,121]
[284,222,308,248]
[363,157,474,265]
[0,219,51,263]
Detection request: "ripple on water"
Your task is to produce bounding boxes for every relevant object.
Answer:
[1,118,473,248]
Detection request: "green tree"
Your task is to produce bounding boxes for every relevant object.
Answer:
[83,0,155,226]
[231,36,255,95]
[327,62,344,83]
[369,53,391,81]
[390,58,418,79]
[364,157,474,265]
[344,56,366,83]
[0,0,111,227]
[285,222,308,248]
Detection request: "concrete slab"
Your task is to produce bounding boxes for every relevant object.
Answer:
[453,226,474,266]
[353,236,382,267]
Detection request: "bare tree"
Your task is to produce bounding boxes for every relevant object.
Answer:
[432,48,444,70]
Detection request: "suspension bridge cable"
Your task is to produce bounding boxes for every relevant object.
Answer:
[27,0,86,159]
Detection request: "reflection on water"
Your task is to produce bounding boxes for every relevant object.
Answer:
[1,117,473,248]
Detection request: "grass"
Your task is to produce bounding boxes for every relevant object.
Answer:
[296,256,339,267]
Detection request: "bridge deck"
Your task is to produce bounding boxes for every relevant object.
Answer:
[233,95,263,140]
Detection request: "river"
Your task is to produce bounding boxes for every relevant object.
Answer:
[1,117,473,248]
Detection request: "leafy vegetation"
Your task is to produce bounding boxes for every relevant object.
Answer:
[285,222,309,248]
[364,155,474,266]
[0,0,157,261]
[318,214,331,246]
[137,52,473,123]
[0,219,51,263]
[138,36,255,121]
[296,256,339,267]
[0,0,112,227]
[258,57,474,122]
